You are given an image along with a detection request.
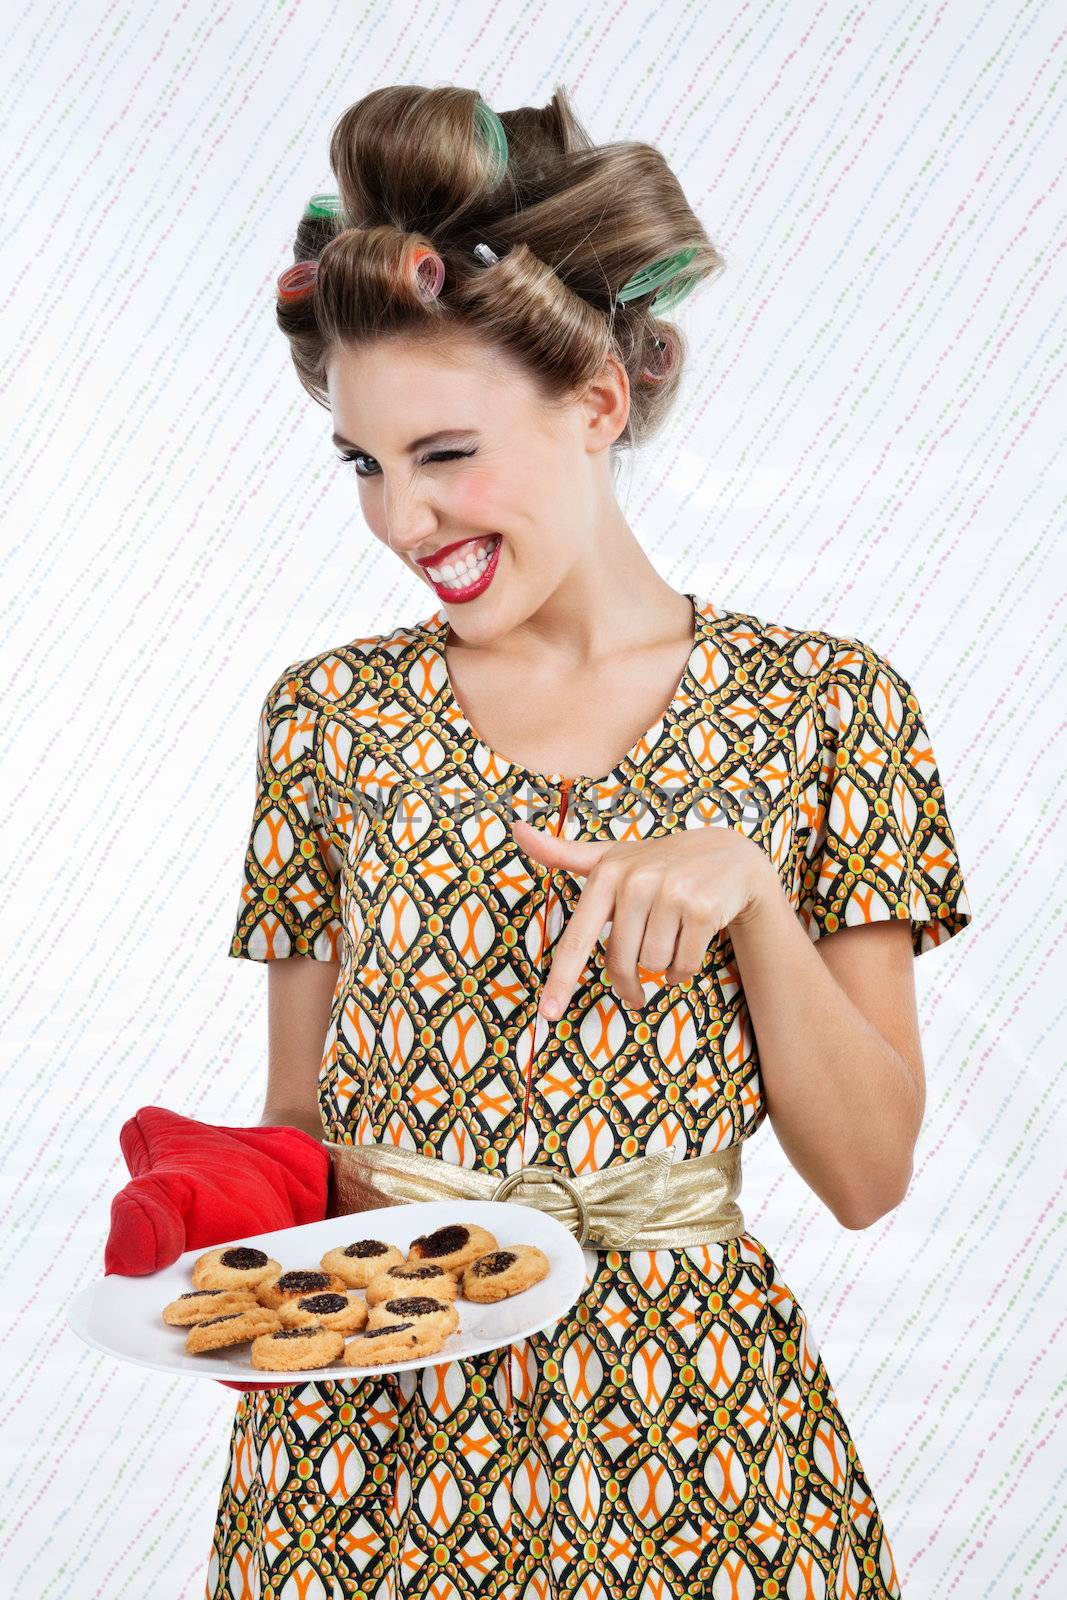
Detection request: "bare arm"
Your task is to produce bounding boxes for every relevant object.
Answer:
[258,958,397,1214]
[729,872,924,1229]
[259,957,340,1142]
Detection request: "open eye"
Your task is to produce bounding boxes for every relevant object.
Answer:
[335,449,475,479]
[334,450,375,476]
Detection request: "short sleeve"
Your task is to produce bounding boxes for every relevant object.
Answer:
[796,640,973,957]
[229,665,345,962]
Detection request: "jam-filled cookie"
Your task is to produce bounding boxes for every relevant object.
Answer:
[192,1245,282,1292]
[366,1294,460,1341]
[343,1320,446,1367]
[278,1291,370,1333]
[321,1239,405,1289]
[185,1306,281,1353]
[163,1289,259,1326]
[461,1245,551,1302]
[255,1269,350,1310]
[250,1324,345,1371]
[406,1222,499,1274]
[364,1262,459,1306]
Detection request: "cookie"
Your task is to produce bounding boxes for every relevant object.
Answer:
[406,1222,499,1274]
[364,1262,458,1306]
[343,1320,446,1368]
[278,1291,370,1333]
[163,1289,259,1327]
[185,1306,282,1353]
[461,1245,551,1303]
[191,1245,282,1292]
[366,1294,460,1341]
[255,1269,351,1310]
[249,1324,345,1371]
[321,1239,406,1289]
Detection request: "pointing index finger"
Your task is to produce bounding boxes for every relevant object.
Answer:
[538,872,617,1020]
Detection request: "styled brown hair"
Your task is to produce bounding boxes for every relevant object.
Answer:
[278,83,726,454]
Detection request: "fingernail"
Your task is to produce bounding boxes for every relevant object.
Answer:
[540,998,561,1020]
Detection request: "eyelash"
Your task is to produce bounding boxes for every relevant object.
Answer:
[334,448,475,479]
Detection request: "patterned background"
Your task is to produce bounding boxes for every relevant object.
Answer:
[3,2,1064,1595]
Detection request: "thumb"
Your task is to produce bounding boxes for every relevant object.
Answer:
[510,816,609,876]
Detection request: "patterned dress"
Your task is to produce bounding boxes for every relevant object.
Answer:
[206,593,972,1599]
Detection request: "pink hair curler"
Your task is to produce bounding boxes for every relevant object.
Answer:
[410,245,446,300]
[640,329,678,384]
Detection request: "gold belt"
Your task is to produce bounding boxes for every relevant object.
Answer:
[326,1140,747,1251]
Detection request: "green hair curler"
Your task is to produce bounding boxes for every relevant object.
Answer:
[473,98,509,186]
[648,271,699,314]
[304,193,342,221]
[617,246,700,312]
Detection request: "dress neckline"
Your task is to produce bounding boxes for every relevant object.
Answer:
[419,591,711,790]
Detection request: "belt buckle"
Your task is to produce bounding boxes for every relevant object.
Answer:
[493,1165,592,1246]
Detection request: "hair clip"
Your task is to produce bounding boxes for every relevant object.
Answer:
[617,246,699,313]
[473,98,509,186]
[304,193,342,220]
[640,329,678,383]
[410,244,446,300]
[472,242,500,267]
[277,259,318,303]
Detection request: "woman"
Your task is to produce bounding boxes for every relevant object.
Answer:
[208,84,972,1596]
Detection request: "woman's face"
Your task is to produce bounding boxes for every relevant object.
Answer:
[326,332,626,635]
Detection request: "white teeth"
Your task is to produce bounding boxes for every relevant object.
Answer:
[430,536,499,588]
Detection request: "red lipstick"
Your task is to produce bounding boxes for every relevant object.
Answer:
[419,535,502,603]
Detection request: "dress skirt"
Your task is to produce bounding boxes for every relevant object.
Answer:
[204,1232,902,1598]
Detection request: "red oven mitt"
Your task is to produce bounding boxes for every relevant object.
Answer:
[104,1106,333,1393]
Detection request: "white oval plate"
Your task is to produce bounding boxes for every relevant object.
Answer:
[68,1199,589,1381]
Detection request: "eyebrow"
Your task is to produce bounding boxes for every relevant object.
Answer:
[331,427,477,454]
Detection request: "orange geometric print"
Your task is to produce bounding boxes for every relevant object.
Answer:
[207,596,971,1596]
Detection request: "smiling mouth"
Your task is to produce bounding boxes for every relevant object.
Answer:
[420,534,501,592]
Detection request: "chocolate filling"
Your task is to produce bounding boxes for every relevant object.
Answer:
[343,1240,391,1257]
[382,1296,445,1317]
[411,1224,469,1258]
[219,1247,269,1270]
[472,1251,517,1276]
[198,1314,241,1327]
[359,1322,415,1338]
[297,1293,348,1314]
[391,1265,444,1280]
[272,1326,323,1340]
[179,1290,218,1299]
[277,1270,331,1292]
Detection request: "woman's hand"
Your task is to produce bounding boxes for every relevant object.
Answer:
[511,818,780,1020]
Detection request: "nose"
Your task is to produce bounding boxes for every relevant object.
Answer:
[383,475,438,560]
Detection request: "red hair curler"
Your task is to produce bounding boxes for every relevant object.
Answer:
[277,259,318,303]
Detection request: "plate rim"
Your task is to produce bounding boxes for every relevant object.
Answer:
[71,1198,589,1380]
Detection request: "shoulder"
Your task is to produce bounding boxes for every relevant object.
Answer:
[259,611,435,722]
[698,597,924,765]
[699,595,903,697]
